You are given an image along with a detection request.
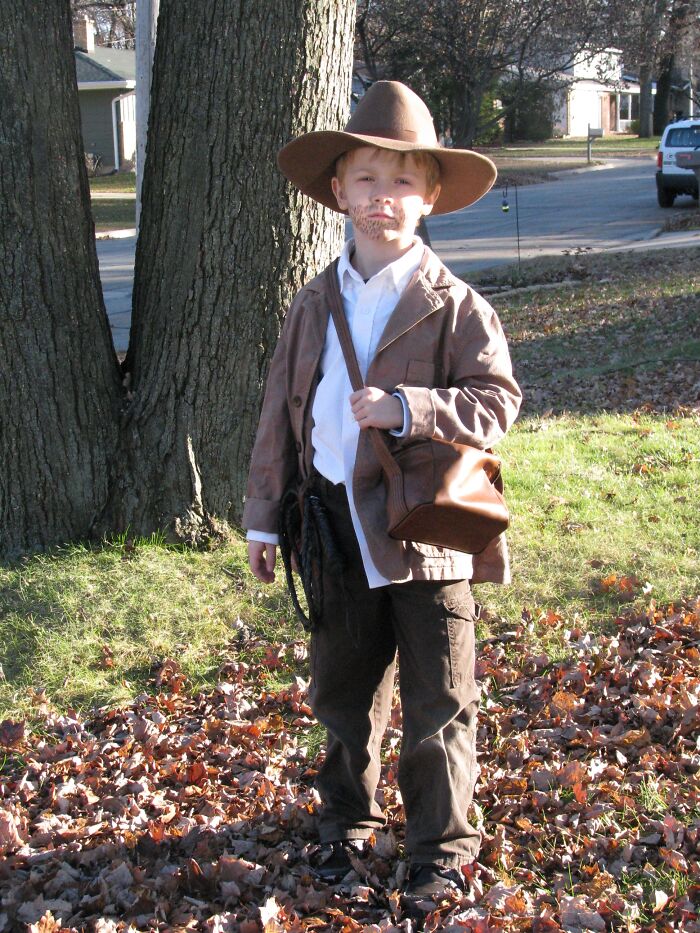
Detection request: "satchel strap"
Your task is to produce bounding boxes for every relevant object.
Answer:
[324,262,403,485]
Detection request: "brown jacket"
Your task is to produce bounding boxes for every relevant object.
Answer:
[242,247,522,584]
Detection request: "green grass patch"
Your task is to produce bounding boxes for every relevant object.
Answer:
[488,135,660,155]
[91,198,135,231]
[1,410,698,721]
[0,537,299,720]
[90,171,136,193]
[479,410,700,632]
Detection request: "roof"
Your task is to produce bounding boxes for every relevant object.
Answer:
[75,46,135,84]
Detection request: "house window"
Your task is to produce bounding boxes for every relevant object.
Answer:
[620,93,640,121]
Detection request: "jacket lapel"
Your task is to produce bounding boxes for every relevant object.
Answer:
[375,247,451,355]
[303,285,330,367]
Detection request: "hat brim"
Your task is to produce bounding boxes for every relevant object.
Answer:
[277,130,497,215]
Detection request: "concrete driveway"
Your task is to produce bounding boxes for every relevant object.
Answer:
[97,157,699,352]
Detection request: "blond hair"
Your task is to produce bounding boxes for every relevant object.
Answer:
[334,147,441,197]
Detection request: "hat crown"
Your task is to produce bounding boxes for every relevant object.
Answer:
[345,81,438,147]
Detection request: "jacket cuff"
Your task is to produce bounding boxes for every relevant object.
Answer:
[389,392,411,437]
[242,497,280,535]
[247,530,280,546]
[395,385,436,440]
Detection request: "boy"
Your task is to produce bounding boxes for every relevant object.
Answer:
[243,81,521,905]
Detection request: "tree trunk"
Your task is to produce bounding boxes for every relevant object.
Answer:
[0,0,122,557]
[110,0,355,541]
[654,53,675,133]
[638,64,655,137]
[453,84,483,148]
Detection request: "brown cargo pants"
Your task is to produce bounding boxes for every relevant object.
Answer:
[307,474,482,868]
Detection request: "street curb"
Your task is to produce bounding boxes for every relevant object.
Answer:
[96,228,137,240]
[550,157,654,179]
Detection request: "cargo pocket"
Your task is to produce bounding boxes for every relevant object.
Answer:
[443,591,477,691]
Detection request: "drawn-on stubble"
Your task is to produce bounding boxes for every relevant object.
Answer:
[349,203,404,239]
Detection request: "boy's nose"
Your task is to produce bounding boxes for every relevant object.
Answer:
[371,189,392,203]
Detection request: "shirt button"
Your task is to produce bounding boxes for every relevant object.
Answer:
[292,395,302,407]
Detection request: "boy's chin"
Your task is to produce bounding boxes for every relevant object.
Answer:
[356,227,415,245]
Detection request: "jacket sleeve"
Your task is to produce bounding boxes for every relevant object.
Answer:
[241,304,299,535]
[395,289,522,449]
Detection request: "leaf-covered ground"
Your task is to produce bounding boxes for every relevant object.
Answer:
[481,248,700,417]
[1,599,699,932]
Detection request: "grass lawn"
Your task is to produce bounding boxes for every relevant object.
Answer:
[90,171,136,193]
[490,159,592,187]
[91,197,135,231]
[480,136,658,185]
[2,402,696,722]
[491,136,660,155]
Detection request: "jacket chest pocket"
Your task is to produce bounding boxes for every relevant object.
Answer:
[405,359,437,386]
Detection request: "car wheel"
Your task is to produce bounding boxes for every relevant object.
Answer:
[657,186,675,207]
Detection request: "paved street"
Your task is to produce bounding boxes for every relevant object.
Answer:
[429,157,698,275]
[96,235,135,353]
[97,157,699,352]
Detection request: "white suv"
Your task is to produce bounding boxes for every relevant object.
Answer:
[656,118,700,207]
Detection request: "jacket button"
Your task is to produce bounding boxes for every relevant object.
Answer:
[295,442,302,452]
[292,395,302,407]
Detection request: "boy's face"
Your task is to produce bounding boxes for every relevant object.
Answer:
[331,147,440,246]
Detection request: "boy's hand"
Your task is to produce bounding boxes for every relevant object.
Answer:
[350,387,403,430]
[248,540,277,583]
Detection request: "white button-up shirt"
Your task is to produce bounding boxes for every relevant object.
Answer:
[248,237,424,588]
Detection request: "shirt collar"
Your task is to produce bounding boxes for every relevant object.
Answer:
[337,237,424,295]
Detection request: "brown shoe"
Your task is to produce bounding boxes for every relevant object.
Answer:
[401,862,466,912]
[310,840,362,882]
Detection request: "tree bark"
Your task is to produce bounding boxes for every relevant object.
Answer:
[0,0,122,557]
[110,0,355,541]
[654,53,675,133]
[453,85,483,148]
[638,64,655,137]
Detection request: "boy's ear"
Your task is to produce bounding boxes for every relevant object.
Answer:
[331,176,348,212]
[421,183,441,216]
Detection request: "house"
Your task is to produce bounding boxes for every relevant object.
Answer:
[553,50,641,136]
[74,16,136,172]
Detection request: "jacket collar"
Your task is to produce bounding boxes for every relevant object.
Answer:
[337,237,424,296]
[303,245,455,357]
[375,246,454,353]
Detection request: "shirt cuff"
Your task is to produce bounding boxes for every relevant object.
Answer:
[246,530,280,546]
[389,392,411,437]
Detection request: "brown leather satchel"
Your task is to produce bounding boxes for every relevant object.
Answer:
[326,262,509,555]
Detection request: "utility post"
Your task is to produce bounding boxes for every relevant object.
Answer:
[587,124,603,163]
[690,61,695,118]
[135,0,160,230]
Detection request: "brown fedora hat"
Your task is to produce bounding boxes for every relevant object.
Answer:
[277,81,497,215]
